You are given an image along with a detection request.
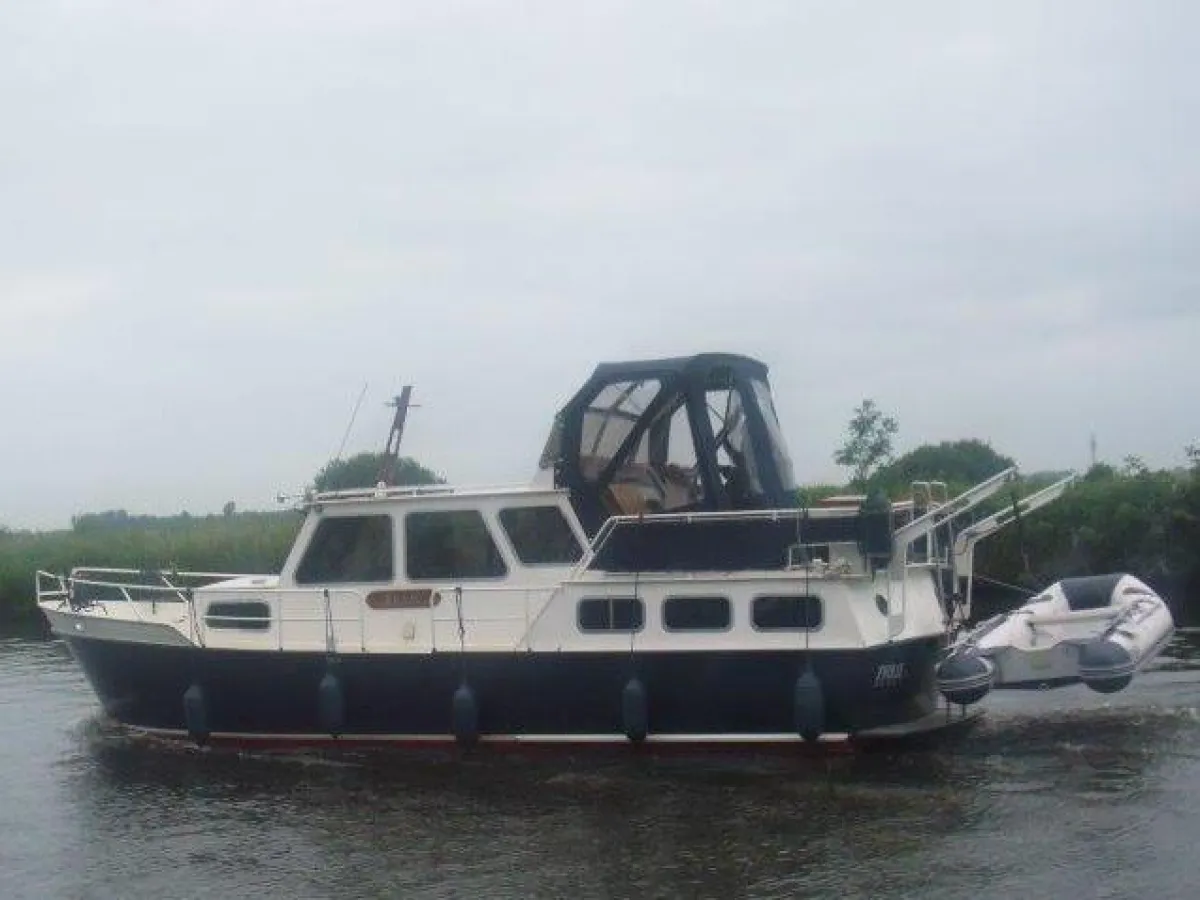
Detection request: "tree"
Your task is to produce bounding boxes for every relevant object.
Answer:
[313,452,443,493]
[835,399,899,488]
[871,439,1015,495]
[1122,455,1150,477]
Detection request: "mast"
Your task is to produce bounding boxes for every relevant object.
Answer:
[377,386,417,486]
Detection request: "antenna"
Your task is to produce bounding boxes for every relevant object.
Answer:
[377,386,419,486]
[1089,432,1098,469]
[333,382,369,464]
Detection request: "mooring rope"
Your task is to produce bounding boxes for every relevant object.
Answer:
[973,573,1037,597]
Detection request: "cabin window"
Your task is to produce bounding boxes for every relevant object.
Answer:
[663,596,731,632]
[578,597,644,633]
[499,506,583,565]
[752,595,823,631]
[406,510,508,580]
[295,515,394,584]
[205,600,271,631]
[582,380,662,467]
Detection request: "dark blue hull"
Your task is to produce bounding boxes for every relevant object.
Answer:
[65,634,951,745]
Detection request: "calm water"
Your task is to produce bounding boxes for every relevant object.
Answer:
[2,635,1198,900]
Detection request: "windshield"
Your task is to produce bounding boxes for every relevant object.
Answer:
[706,385,763,502]
[751,378,796,491]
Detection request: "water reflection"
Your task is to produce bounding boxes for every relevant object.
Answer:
[68,736,988,899]
[66,700,1194,898]
[5,632,1199,899]
[1151,627,1200,668]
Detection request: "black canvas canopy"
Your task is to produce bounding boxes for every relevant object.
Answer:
[539,353,798,533]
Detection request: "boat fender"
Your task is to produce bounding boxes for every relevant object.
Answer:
[622,677,649,743]
[935,652,996,706]
[317,668,346,737]
[452,683,479,748]
[793,668,825,742]
[182,682,209,747]
[1079,639,1135,694]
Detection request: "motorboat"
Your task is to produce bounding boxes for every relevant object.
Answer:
[935,573,1175,703]
[35,353,1172,750]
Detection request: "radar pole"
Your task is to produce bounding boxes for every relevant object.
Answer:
[377,386,418,486]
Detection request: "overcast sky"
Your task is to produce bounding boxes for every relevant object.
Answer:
[2,1,1197,529]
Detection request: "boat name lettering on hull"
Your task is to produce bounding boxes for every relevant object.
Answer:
[873,662,907,688]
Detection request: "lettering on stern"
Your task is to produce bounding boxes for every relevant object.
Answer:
[872,662,907,689]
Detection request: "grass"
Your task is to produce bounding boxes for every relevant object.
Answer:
[0,511,301,629]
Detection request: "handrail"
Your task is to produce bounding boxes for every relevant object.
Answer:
[35,571,69,606]
[308,482,561,505]
[1023,608,1116,627]
[891,467,1021,551]
[69,566,263,580]
[951,474,1077,576]
[41,570,555,653]
[949,472,1078,621]
[577,504,868,572]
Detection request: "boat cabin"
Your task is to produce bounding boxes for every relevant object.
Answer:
[278,487,589,591]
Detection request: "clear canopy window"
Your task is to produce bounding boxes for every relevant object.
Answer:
[540,354,797,532]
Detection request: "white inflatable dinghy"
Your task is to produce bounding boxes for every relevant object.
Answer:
[936,573,1175,705]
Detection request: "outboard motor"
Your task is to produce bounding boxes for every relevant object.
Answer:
[935,651,996,706]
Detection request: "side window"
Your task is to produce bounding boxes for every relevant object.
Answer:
[577,597,644,632]
[295,515,394,584]
[406,510,508,580]
[499,506,583,565]
[752,595,822,631]
[205,601,271,631]
[663,596,730,631]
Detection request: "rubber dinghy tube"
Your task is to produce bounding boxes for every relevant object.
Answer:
[622,677,649,743]
[793,667,825,742]
[182,682,210,747]
[317,666,346,737]
[452,682,479,748]
[1078,639,1136,694]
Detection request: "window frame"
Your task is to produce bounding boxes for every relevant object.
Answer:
[294,514,396,586]
[576,596,646,633]
[750,594,823,632]
[497,504,585,567]
[403,508,510,582]
[662,595,732,633]
[204,600,272,632]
